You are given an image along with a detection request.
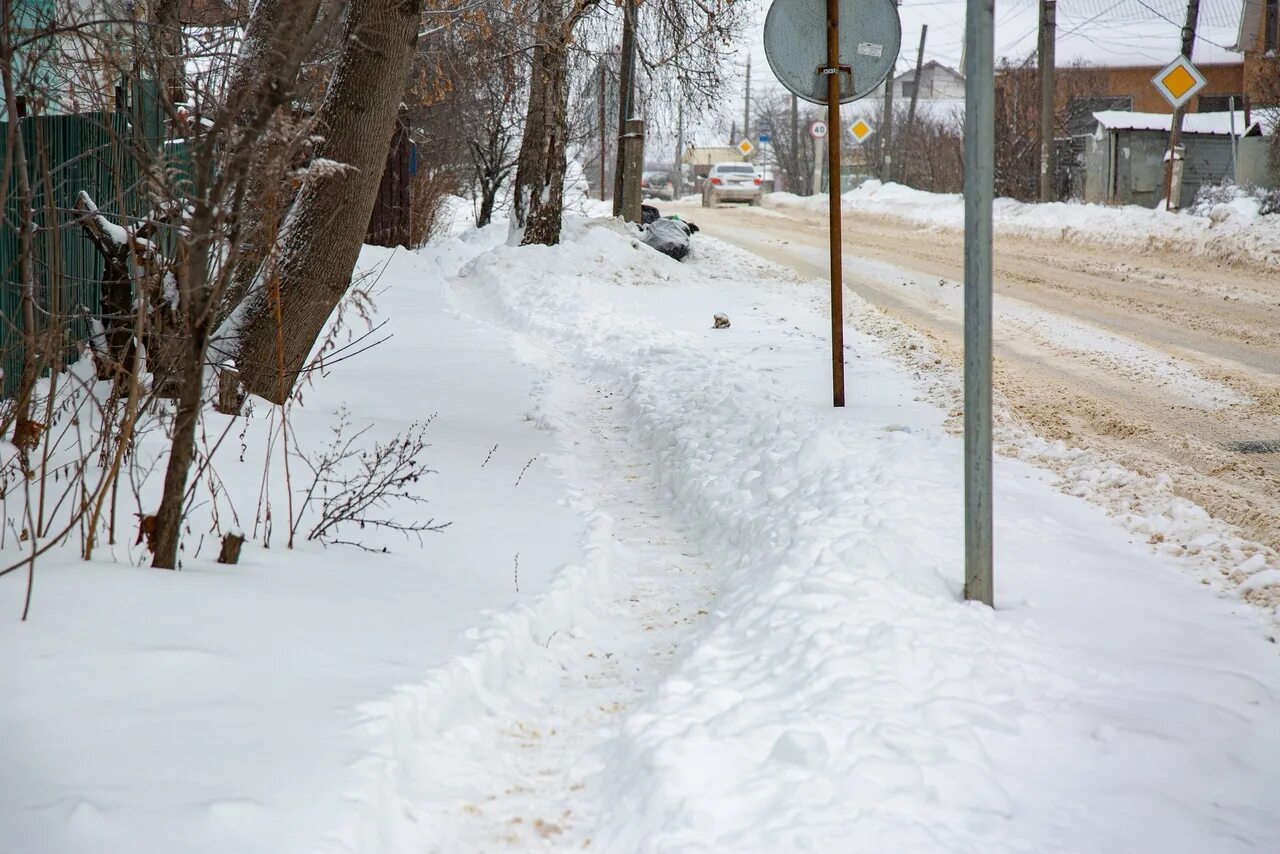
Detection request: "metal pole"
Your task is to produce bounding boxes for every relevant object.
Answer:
[1163,0,1200,209]
[963,0,993,605]
[744,54,752,146]
[1228,95,1238,182]
[1038,0,1056,202]
[825,0,845,407]
[812,133,824,196]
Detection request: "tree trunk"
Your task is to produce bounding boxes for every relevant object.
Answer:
[151,235,212,569]
[511,0,570,246]
[222,0,422,404]
[216,0,325,329]
[150,0,185,104]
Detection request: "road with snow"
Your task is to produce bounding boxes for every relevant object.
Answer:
[675,198,1280,564]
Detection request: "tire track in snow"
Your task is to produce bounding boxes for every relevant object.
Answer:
[419,360,720,851]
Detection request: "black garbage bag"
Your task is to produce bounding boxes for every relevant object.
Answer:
[641,217,692,261]
[641,204,661,225]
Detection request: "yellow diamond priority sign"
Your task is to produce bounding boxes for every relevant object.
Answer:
[1152,55,1207,110]
[737,138,755,156]
[849,119,872,143]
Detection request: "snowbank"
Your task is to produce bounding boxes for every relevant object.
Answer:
[400,217,1280,849]
[5,210,1280,853]
[0,238,591,853]
[765,180,1280,268]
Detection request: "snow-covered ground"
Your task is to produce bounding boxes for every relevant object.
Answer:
[766,180,1280,269]
[4,210,1279,852]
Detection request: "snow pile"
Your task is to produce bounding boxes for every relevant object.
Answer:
[0,238,591,853]
[765,179,1280,268]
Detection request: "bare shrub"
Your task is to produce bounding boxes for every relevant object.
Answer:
[290,407,450,551]
[409,167,462,247]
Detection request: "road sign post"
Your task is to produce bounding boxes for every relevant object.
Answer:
[1152,54,1207,210]
[763,0,901,408]
[824,0,846,406]
[963,0,994,607]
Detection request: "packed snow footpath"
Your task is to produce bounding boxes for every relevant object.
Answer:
[766,180,1280,269]
[374,213,1280,851]
[4,204,1279,853]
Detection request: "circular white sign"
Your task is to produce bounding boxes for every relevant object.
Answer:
[809,120,829,139]
[763,0,902,105]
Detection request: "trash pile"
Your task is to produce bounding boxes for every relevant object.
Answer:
[639,204,699,261]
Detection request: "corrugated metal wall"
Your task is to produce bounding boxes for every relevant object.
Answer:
[0,110,140,393]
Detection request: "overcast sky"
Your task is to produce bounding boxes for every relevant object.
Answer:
[679,0,1245,147]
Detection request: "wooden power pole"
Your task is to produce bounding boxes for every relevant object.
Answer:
[1163,0,1201,209]
[1038,0,1057,202]
[613,2,637,215]
[901,24,927,182]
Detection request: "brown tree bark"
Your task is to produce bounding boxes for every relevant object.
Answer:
[151,233,211,569]
[511,0,571,246]
[215,0,325,329]
[222,0,423,404]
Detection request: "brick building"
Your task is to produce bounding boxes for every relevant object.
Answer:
[1055,62,1246,117]
[1236,0,1280,107]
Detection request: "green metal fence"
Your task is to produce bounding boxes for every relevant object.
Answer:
[0,75,186,394]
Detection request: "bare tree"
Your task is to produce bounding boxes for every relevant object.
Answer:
[511,0,603,245]
[214,0,425,405]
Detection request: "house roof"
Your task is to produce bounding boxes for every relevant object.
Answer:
[1092,109,1262,135]
[896,60,965,83]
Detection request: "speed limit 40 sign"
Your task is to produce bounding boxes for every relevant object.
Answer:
[809,120,828,139]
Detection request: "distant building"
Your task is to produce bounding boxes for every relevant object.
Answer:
[1081,110,1266,207]
[1235,0,1280,107]
[1052,62,1246,119]
[870,61,965,101]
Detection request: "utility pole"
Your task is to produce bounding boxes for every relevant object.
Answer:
[599,63,608,200]
[881,53,896,180]
[1038,0,1057,202]
[674,100,685,197]
[1163,0,1200,209]
[901,24,928,183]
[613,2,638,215]
[963,0,994,606]
[790,92,799,193]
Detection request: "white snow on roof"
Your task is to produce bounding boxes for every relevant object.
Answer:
[1092,110,1261,135]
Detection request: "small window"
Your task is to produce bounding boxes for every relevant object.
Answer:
[1197,94,1243,112]
[901,81,916,98]
[717,165,755,174]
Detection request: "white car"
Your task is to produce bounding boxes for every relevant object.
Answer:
[701,162,762,207]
